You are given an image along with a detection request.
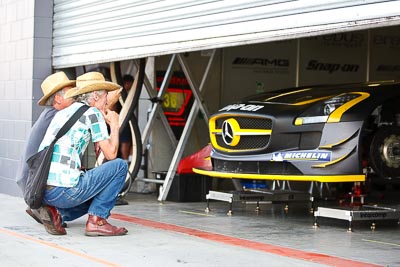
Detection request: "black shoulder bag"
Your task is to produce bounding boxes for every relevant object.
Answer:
[24,105,89,209]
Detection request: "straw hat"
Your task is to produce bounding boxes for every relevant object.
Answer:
[38,72,76,106]
[64,72,121,99]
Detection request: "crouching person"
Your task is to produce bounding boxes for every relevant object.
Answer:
[38,72,128,236]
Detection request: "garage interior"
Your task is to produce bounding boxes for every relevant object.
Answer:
[57,26,400,253]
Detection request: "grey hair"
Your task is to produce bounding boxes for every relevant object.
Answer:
[75,90,106,105]
[44,89,66,106]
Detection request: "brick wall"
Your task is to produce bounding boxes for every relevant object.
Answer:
[0,0,53,196]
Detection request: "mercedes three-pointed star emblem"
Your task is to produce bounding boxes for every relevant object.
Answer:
[222,120,234,145]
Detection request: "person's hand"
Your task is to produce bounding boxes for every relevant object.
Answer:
[101,108,119,126]
[106,88,122,110]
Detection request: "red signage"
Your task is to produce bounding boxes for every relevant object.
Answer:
[156,71,193,131]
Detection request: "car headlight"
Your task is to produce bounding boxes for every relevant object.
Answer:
[294,92,369,125]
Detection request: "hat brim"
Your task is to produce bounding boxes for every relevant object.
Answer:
[64,81,121,99]
[37,80,76,106]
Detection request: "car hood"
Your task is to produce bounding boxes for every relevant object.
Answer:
[216,82,400,120]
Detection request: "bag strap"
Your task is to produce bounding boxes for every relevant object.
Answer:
[54,104,89,140]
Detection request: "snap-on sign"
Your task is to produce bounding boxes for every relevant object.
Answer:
[219,103,264,112]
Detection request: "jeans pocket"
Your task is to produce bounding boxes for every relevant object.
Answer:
[45,186,84,208]
[61,187,85,206]
[44,187,64,205]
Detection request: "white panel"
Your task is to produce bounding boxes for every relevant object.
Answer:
[299,31,368,85]
[222,41,298,105]
[53,0,400,68]
[369,26,400,81]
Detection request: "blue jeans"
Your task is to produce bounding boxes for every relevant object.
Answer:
[44,158,128,222]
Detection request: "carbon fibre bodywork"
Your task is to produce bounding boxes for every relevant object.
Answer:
[194,81,400,182]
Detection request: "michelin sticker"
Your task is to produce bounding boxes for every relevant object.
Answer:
[219,103,264,112]
[272,151,331,162]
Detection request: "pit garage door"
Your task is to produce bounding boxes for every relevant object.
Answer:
[52,0,400,68]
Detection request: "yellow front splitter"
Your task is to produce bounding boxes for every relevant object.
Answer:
[193,168,365,183]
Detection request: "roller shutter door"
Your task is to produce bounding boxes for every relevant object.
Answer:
[53,0,400,68]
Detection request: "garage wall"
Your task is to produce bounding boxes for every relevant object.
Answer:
[221,25,400,105]
[222,41,298,105]
[52,0,400,68]
[299,31,368,85]
[370,26,400,81]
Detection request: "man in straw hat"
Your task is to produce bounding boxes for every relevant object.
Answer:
[16,71,76,225]
[38,72,128,236]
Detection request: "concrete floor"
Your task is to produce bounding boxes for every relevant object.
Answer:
[1,189,399,267]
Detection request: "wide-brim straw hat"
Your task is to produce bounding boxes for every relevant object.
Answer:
[38,72,76,106]
[64,72,121,99]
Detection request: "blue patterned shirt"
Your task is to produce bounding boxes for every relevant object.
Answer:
[39,102,110,187]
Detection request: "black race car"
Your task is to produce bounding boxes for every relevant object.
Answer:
[194,81,400,183]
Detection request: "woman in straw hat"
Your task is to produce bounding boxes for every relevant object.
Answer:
[15,71,75,227]
[38,72,128,236]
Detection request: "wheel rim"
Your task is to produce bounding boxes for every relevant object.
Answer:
[380,134,400,168]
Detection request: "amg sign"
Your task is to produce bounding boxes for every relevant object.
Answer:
[232,57,289,67]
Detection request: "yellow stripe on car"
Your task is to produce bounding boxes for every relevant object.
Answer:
[193,168,365,182]
[312,148,355,168]
[319,129,359,149]
[327,92,369,123]
[264,88,311,102]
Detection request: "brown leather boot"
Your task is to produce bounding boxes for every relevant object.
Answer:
[39,206,66,235]
[85,215,128,236]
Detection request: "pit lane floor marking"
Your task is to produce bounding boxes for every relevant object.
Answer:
[362,239,400,247]
[111,213,383,267]
[0,227,119,267]
[178,210,216,216]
